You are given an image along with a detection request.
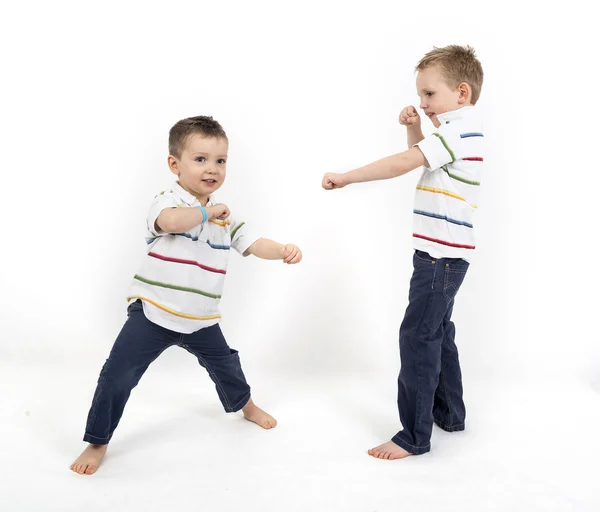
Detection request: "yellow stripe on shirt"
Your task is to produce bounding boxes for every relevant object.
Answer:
[416,185,478,209]
[127,296,222,321]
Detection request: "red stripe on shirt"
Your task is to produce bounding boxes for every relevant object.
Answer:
[148,252,227,274]
[413,233,476,250]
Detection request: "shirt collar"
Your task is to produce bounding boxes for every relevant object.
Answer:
[173,181,215,206]
[436,105,476,124]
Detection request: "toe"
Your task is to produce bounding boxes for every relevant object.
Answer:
[86,465,97,475]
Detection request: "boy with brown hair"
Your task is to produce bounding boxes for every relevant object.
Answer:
[71,116,302,475]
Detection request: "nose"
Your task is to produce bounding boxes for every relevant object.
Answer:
[420,99,427,110]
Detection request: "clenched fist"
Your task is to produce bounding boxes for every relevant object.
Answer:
[322,173,347,190]
[399,105,421,127]
[208,203,230,220]
[281,244,302,264]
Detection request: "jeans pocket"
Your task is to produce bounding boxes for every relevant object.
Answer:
[443,261,469,303]
[414,250,436,267]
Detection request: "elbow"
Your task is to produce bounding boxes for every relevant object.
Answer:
[390,162,408,178]
[157,216,178,234]
[245,239,261,257]
[387,154,409,178]
[393,156,418,177]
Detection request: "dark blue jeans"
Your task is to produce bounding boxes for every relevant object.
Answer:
[392,250,469,455]
[83,300,251,445]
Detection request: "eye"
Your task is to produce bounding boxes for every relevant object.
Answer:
[195,157,206,163]
[426,92,434,97]
[217,159,226,164]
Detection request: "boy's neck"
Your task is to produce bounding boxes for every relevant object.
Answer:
[440,103,474,117]
[451,103,473,112]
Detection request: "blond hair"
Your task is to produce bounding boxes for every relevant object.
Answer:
[416,45,484,104]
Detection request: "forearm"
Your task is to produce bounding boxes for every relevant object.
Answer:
[245,238,284,259]
[157,206,214,233]
[343,147,426,185]
[407,125,425,148]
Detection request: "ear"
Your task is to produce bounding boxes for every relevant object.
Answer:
[167,155,179,176]
[457,82,471,105]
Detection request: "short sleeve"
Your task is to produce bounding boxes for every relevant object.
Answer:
[145,191,181,238]
[415,123,465,171]
[229,216,261,256]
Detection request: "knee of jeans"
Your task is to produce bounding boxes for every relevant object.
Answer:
[202,349,243,375]
[215,349,241,367]
[99,362,137,390]
[204,348,239,360]
[416,318,441,340]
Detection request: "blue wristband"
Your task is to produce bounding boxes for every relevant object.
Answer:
[195,205,208,223]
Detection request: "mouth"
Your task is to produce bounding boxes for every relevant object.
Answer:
[202,179,218,186]
[426,112,435,119]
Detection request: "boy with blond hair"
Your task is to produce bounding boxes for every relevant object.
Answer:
[72,116,302,475]
[323,45,484,459]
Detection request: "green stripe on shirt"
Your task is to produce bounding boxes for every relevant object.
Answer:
[133,275,222,299]
[442,166,480,186]
[230,221,245,240]
[433,133,456,162]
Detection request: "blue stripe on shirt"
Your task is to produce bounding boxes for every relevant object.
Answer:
[413,209,473,229]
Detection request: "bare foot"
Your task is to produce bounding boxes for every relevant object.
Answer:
[70,444,108,475]
[368,440,412,460]
[242,398,277,429]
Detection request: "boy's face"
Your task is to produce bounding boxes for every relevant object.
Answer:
[168,134,228,201]
[416,66,468,128]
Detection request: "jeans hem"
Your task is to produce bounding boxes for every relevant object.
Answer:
[433,418,465,432]
[391,434,431,455]
[83,433,110,445]
[225,391,251,413]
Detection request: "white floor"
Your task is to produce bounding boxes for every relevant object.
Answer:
[2,347,599,512]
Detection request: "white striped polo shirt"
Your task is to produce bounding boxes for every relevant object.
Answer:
[127,181,260,334]
[413,105,484,261]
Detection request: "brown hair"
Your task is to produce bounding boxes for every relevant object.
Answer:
[168,116,228,158]
[416,45,484,104]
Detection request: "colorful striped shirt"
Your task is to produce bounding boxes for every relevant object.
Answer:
[127,182,260,333]
[413,106,484,261]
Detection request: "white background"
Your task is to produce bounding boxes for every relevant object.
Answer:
[1,0,598,510]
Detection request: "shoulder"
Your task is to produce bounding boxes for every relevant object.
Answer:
[151,188,184,206]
